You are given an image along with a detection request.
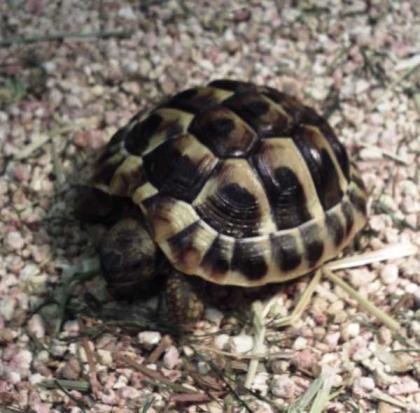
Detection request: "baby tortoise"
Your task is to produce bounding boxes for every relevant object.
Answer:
[77,79,368,327]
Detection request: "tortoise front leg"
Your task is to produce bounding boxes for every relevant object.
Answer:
[165,271,205,328]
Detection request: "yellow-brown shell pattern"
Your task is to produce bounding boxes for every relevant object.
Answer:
[93,80,368,287]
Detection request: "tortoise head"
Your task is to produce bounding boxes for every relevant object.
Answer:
[99,216,161,300]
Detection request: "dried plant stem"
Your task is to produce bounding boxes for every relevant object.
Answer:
[193,345,292,360]
[325,242,417,271]
[119,354,200,394]
[370,62,420,109]
[0,30,133,47]
[323,268,400,331]
[309,366,337,413]
[244,300,265,388]
[270,269,322,328]
[358,142,409,165]
[79,323,101,396]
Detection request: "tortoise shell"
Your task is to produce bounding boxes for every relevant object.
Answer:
[92,80,368,287]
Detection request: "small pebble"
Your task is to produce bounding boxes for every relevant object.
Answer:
[342,323,360,340]
[5,231,25,251]
[380,264,399,285]
[214,334,230,351]
[204,307,224,325]
[97,349,113,367]
[230,335,254,354]
[353,376,375,394]
[292,337,307,351]
[271,375,296,398]
[27,314,45,338]
[138,331,161,350]
[252,372,269,396]
[388,378,419,395]
[162,346,180,369]
[0,297,16,321]
[325,332,341,348]
[60,356,81,380]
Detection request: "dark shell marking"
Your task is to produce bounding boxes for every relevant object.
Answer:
[95,79,368,287]
[271,233,302,272]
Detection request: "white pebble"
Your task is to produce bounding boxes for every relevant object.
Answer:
[197,361,211,375]
[29,373,45,385]
[97,349,113,367]
[342,323,360,340]
[389,378,419,395]
[214,334,230,351]
[380,264,399,285]
[112,375,128,389]
[352,347,371,362]
[354,376,375,393]
[118,6,136,20]
[163,346,180,369]
[204,307,224,325]
[20,264,39,280]
[0,297,16,321]
[252,372,269,396]
[27,314,45,338]
[350,268,376,287]
[325,332,341,348]
[360,147,382,161]
[50,339,68,357]
[230,335,254,353]
[5,231,25,250]
[6,370,21,384]
[292,337,307,351]
[138,331,161,349]
[271,374,296,398]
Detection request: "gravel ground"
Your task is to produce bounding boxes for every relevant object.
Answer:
[0,1,419,412]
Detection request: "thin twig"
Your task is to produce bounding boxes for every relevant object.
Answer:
[323,268,400,331]
[370,62,420,110]
[14,126,73,160]
[78,320,101,396]
[358,142,409,165]
[194,352,254,413]
[0,30,134,47]
[119,353,201,394]
[371,390,407,409]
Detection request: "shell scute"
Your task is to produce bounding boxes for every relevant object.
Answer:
[189,105,258,158]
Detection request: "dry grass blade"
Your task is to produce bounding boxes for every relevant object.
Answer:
[0,30,134,47]
[323,268,400,331]
[39,379,91,392]
[371,390,407,409]
[269,269,322,328]
[193,345,292,360]
[324,243,417,271]
[287,377,323,413]
[14,126,73,160]
[244,300,265,388]
[309,366,337,413]
[370,62,420,109]
[358,142,409,165]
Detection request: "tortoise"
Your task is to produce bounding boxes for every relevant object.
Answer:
[77,79,368,326]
